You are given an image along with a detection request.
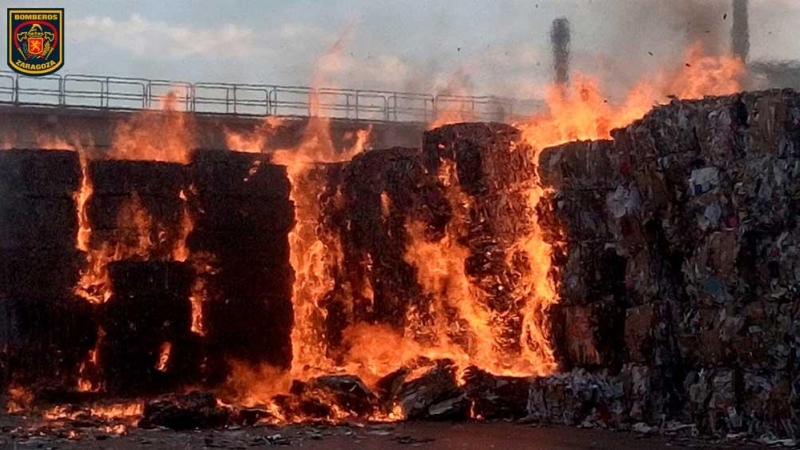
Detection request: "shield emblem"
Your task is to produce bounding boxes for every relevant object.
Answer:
[28,37,44,55]
[7,8,65,76]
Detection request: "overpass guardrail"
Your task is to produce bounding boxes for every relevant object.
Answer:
[0,71,543,124]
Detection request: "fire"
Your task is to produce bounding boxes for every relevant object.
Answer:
[272,117,372,378]
[5,32,750,426]
[225,116,286,153]
[516,43,745,148]
[156,342,173,372]
[109,91,196,163]
[44,401,144,425]
[6,384,33,413]
[74,153,94,252]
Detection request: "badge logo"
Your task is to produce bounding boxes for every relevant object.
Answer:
[7,8,64,76]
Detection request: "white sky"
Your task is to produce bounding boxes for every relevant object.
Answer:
[4,0,799,99]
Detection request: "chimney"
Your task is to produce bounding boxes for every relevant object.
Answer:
[732,0,749,61]
[551,18,571,86]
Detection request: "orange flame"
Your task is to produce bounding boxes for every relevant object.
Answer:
[517,43,745,148]
[225,116,286,153]
[74,153,94,253]
[109,91,196,163]
[155,341,172,372]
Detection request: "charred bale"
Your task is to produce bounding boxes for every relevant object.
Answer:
[463,366,532,419]
[336,147,448,329]
[187,150,294,378]
[139,391,229,430]
[0,149,90,389]
[101,261,195,395]
[87,159,186,260]
[396,361,466,420]
[423,123,541,359]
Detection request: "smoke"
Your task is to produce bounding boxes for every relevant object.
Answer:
[577,0,735,99]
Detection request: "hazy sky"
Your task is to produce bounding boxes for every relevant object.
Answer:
[4,0,799,99]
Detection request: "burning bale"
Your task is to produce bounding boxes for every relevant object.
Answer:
[187,150,294,379]
[420,123,557,375]
[336,147,447,330]
[0,149,93,391]
[101,261,196,395]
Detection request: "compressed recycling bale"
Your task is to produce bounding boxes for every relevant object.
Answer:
[187,154,295,373]
[677,307,744,367]
[0,197,77,250]
[396,361,464,420]
[332,148,442,328]
[685,367,745,436]
[0,294,95,388]
[551,300,626,368]
[87,194,184,232]
[89,159,185,197]
[463,367,532,419]
[189,149,288,199]
[528,369,606,426]
[189,195,294,233]
[423,123,537,194]
[736,90,800,157]
[423,124,546,358]
[604,184,649,255]
[624,305,655,364]
[742,372,792,438]
[682,230,743,307]
[538,140,617,191]
[204,288,293,370]
[0,248,84,298]
[729,155,800,230]
[551,241,627,306]
[0,149,80,198]
[101,261,195,395]
[537,189,612,243]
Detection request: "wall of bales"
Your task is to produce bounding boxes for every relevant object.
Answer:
[2,88,800,438]
[537,89,800,437]
[0,149,295,396]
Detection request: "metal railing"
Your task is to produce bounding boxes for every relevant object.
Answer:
[0,71,543,123]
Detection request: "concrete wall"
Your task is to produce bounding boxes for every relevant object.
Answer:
[0,104,427,151]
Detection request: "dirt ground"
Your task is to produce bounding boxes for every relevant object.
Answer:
[0,417,774,450]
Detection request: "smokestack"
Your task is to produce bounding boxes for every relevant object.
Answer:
[550,18,571,85]
[732,0,749,61]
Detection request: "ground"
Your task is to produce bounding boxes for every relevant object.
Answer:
[0,418,774,450]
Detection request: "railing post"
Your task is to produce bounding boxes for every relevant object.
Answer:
[145,81,151,109]
[104,76,110,108]
[225,88,230,114]
[58,75,65,106]
[13,74,19,104]
[233,84,237,115]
